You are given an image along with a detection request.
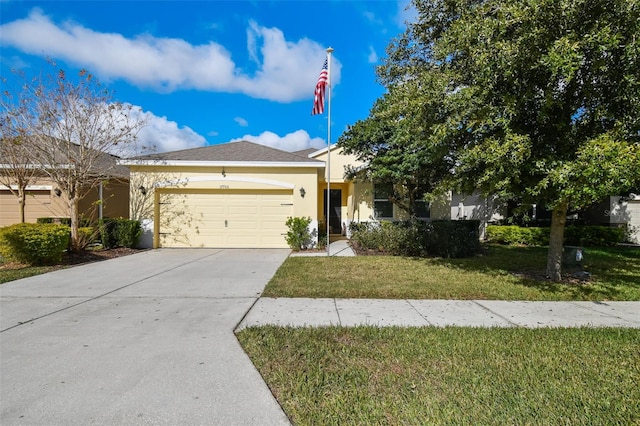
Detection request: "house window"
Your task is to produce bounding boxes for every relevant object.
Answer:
[415,186,430,219]
[374,183,393,219]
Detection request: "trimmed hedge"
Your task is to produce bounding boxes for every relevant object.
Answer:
[486,225,549,246]
[565,226,625,247]
[0,223,70,265]
[487,225,625,247]
[37,217,93,227]
[350,220,481,258]
[99,218,142,249]
[425,220,481,258]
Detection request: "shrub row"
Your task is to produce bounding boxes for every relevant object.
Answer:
[349,220,481,258]
[486,225,625,247]
[37,217,93,227]
[0,223,70,265]
[99,218,142,249]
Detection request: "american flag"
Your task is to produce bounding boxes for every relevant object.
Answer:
[311,57,328,115]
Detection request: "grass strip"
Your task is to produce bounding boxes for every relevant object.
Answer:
[0,264,56,284]
[238,326,640,425]
[264,245,640,300]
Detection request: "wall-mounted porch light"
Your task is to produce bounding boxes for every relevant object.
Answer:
[299,187,306,198]
[54,188,62,197]
[222,168,226,178]
[138,185,147,195]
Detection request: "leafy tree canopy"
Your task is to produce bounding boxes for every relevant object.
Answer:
[347,0,640,279]
[381,0,640,208]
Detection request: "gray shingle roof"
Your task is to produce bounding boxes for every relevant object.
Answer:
[132,141,323,164]
[292,148,317,158]
[1,136,129,179]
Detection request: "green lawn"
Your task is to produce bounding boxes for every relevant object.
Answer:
[237,326,640,425]
[264,245,640,301]
[0,262,56,284]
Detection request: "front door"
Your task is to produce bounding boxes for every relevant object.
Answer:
[324,189,342,234]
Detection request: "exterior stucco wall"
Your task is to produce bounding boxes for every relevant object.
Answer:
[312,146,364,183]
[79,180,130,221]
[627,200,640,244]
[1,177,129,226]
[129,165,319,222]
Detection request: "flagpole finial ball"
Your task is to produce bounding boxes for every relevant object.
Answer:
[326,47,334,53]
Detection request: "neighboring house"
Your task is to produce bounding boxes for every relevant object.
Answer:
[121,141,503,248]
[583,194,640,244]
[0,145,130,227]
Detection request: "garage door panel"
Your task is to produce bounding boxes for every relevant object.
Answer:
[228,206,258,215]
[159,190,292,248]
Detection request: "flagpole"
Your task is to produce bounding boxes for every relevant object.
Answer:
[326,47,333,257]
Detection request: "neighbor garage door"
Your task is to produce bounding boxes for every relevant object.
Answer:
[0,189,53,227]
[158,189,293,248]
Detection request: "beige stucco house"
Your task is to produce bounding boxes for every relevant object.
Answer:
[121,140,505,249]
[0,144,130,227]
[0,180,129,227]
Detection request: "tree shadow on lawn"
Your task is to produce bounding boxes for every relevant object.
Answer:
[420,244,640,300]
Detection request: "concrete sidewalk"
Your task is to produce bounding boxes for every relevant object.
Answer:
[238,298,640,329]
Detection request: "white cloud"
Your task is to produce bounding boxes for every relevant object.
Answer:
[0,9,341,102]
[231,130,325,152]
[368,46,378,64]
[131,106,207,154]
[234,116,249,127]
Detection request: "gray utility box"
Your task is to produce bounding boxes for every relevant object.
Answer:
[562,245,584,267]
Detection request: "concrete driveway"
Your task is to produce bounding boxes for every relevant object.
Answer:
[0,249,291,426]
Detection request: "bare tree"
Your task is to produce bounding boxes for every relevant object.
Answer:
[2,60,146,249]
[1,74,42,222]
[0,136,41,223]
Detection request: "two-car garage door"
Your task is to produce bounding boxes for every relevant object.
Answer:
[158,189,292,248]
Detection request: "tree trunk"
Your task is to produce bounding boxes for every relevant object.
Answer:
[70,196,80,252]
[546,200,568,281]
[19,187,26,223]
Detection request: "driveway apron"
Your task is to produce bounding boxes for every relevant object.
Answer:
[0,249,291,426]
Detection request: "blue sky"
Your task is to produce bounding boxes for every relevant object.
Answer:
[1,1,415,154]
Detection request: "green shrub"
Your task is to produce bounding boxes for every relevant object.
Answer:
[565,226,624,247]
[99,219,118,248]
[486,225,550,246]
[115,220,142,248]
[349,222,380,251]
[37,217,72,226]
[425,220,481,258]
[0,223,70,265]
[350,220,481,258]
[285,217,313,251]
[487,225,624,247]
[381,221,426,256]
[99,218,141,249]
[37,217,93,227]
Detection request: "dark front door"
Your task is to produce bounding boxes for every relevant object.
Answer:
[324,189,342,234]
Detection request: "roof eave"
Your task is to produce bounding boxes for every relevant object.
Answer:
[118,160,325,168]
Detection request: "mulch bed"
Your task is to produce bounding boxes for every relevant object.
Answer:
[62,247,143,266]
[1,247,144,271]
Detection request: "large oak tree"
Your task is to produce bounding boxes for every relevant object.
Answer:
[372,0,640,280]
